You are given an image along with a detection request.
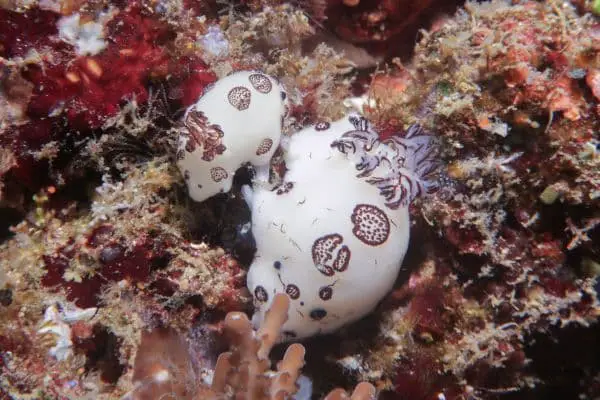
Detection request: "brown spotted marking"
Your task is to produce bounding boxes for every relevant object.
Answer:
[351,204,391,246]
[248,73,273,94]
[285,284,301,300]
[210,167,228,182]
[183,170,190,181]
[228,86,251,110]
[256,138,274,156]
[333,246,350,272]
[312,234,351,276]
[318,286,333,301]
[176,149,185,161]
[181,110,226,161]
[315,121,331,131]
[185,137,195,153]
[254,286,268,302]
[274,181,294,195]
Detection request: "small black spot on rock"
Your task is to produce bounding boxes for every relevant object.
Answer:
[0,288,12,306]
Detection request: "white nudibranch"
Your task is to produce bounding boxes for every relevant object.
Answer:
[178,72,439,340]
[177,71,288,202]
[246,114,439,340]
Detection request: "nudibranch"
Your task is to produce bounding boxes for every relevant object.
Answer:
[176,71,288,202]
[176,72,438,340]
[245,114,439,340]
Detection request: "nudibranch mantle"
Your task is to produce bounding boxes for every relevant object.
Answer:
[177,71,288,202]
[246,114,439,340]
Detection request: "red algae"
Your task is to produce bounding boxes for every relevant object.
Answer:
[21,5,170,129]
[0,8,62,58]
[41,235,162,308]
[0,1,216,206]
[177,56,218,108]
[300,0,464,60]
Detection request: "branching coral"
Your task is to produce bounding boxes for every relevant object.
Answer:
[207,293,375,399]
[127,293,377,399]
[210,293,305,399]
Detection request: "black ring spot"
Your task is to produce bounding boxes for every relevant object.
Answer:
[254,286,268,302]
[309,308,327,321]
